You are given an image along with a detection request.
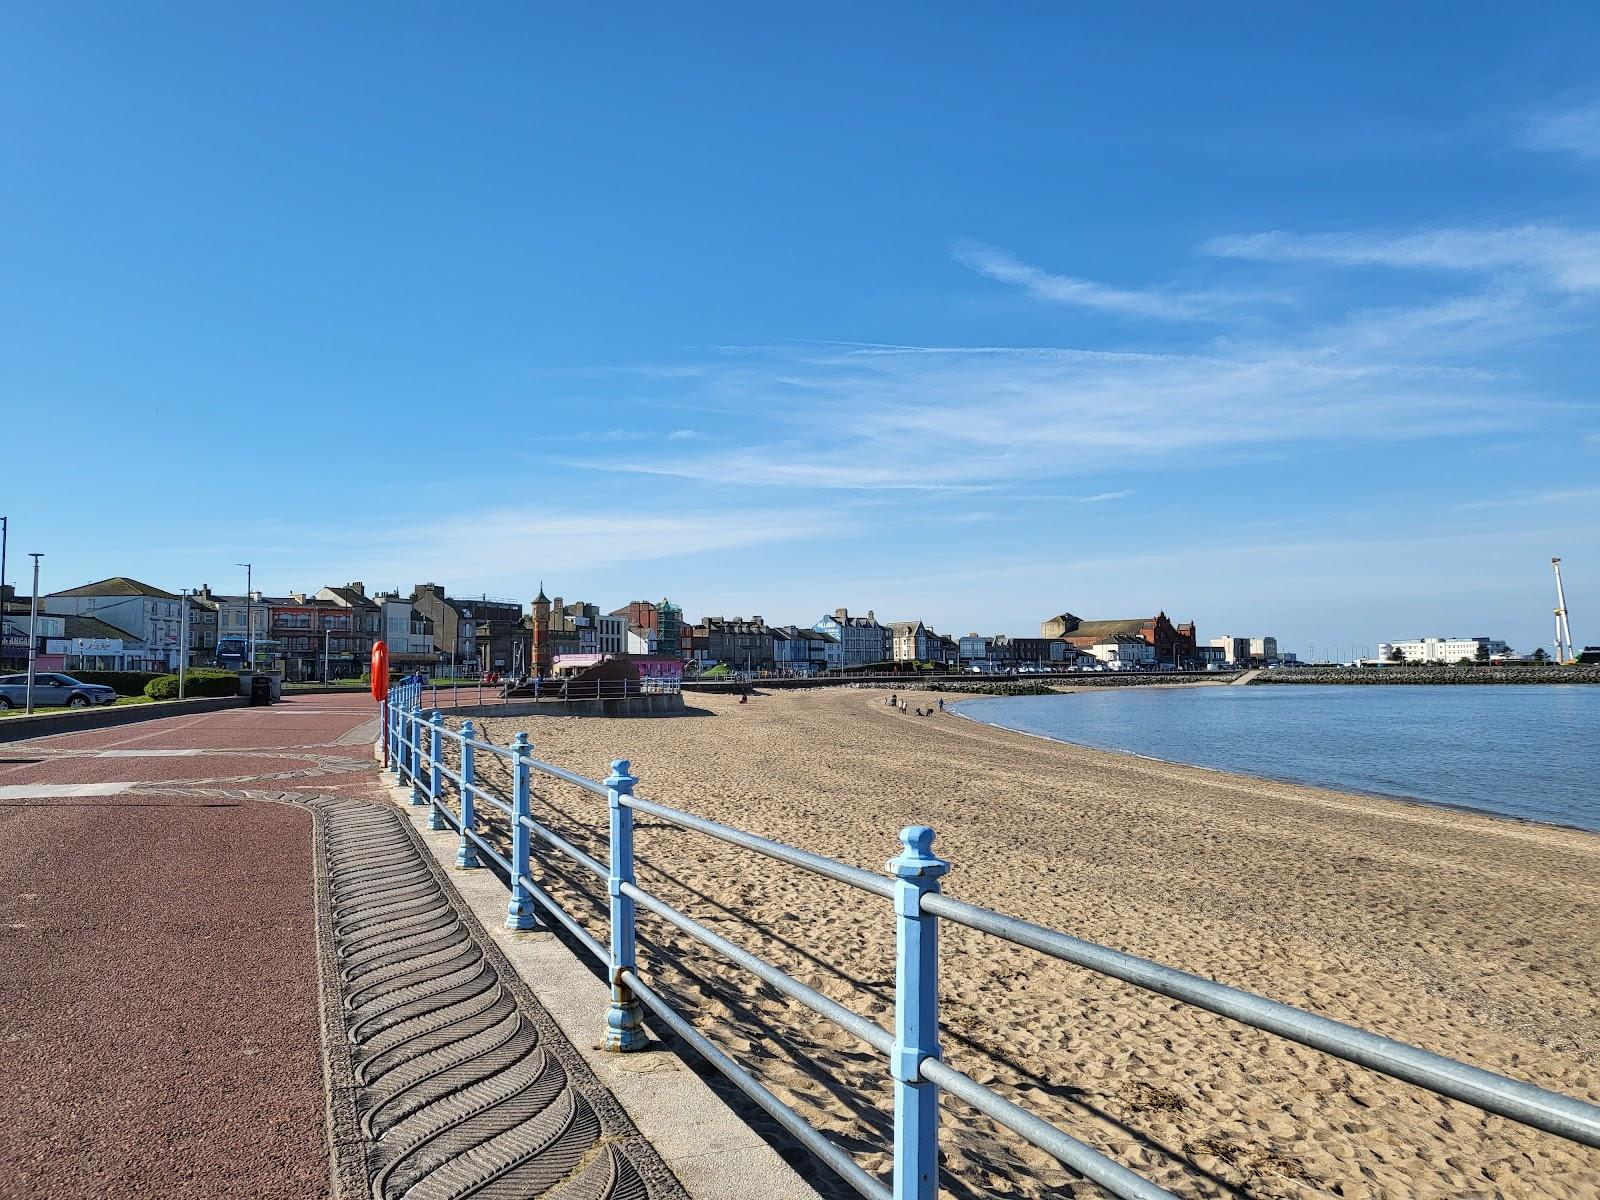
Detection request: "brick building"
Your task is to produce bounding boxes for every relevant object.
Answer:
[1040,610,1198,668]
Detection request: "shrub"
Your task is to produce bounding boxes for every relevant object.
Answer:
[144,669,240,700]
[65,670,164,696]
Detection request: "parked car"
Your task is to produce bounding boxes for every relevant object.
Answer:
[0,673,119,709]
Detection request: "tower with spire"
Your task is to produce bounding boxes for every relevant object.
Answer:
[531,583,553,675]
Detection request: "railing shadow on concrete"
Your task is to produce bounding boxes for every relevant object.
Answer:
[386,686,1600,1200]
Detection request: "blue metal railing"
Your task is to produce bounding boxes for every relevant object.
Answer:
[384,686,1600,1200]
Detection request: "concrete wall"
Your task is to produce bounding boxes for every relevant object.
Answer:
[0,695,249,742]
[1250,666,1600,685]
[446,693,686,718]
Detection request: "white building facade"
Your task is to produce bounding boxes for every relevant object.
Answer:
[597,613,626,656]
[43,578,184,669]
[1089,634,1156,668]
[1378,636,1508,663]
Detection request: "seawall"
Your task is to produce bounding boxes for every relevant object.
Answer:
[1248,666,1600,685]
[0,696,249,742]
[444,693,686,718]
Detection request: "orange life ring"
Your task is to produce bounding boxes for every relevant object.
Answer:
[370,641,390,700]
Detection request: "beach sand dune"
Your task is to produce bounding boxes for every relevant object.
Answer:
[456,688,1599,1199]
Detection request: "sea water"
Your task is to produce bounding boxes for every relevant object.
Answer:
[956,684,1600,832]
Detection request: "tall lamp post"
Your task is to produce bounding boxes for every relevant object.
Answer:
[25,552,41,715]
[237,562,254,670]
[178,589,190,700]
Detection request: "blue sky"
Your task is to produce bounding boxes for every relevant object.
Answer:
[4,4,1598,657]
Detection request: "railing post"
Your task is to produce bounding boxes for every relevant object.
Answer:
[407,700,424,803]
[505,732,539,930]
[394,694,405,778]
[426,711,447,829]
[385,693,397,776]
[455,719,479,867]
[412,704,432,809]
[604,759,648,1051]
[889,825,950,1200]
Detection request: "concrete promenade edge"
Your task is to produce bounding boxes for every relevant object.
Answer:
[382,770,827,1200]
[1,693,826,1200]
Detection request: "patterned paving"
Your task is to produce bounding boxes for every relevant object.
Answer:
[306,790,681,1200]
[6,696,686,1200]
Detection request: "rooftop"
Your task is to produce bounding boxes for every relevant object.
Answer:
[47,576,178,600]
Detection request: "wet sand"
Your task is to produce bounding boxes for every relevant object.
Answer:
[465,687,1600,1199]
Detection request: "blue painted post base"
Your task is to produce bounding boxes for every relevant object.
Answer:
[604,987,649,1052]
[427,802,448,831]
[455,840,479,869]
[506,899,540,931]
[409,782,425,806]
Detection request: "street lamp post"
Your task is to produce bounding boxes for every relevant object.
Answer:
[237,563,253,670]
[25,552,41,715]
[323,625,331,683]
[179,589,190,700]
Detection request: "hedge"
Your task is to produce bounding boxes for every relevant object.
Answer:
[144,670,240,700]
[64,670,165,696]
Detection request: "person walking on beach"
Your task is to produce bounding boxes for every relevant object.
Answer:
[938,698,945,713]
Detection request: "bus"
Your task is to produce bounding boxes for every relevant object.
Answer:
[215,636,283,672]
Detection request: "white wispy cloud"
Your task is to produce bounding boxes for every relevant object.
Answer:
[1523,102,1600,160]
[1068,490,1134,503]
[291,507,832,586]
[568,339,1532,491]
[953,241,1231,320]
[1453,487,1600,513]
[1203,226,1600,293]
[667,428,701,440]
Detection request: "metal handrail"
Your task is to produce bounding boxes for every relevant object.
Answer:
[626,793,895,899]
[621,879,893,1054]
[383,685,1600,1200]
[921,891,1600,1148]
[918,1057,1175,1200]
[618,966,894,1200]
[519,813,608,881]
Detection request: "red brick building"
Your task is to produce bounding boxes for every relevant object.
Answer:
[1041,610,1198,668]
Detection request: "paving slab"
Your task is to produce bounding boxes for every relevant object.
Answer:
[0,694,710,1200]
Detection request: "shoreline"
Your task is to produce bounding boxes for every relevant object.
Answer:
[472,687,1599,1200]
[945,696,1600,837]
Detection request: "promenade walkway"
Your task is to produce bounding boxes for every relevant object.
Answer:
[0,695,684,1200]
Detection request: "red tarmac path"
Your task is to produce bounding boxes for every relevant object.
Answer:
[0,694,388,1200]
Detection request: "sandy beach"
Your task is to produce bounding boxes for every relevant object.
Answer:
[458,687,1600,1199]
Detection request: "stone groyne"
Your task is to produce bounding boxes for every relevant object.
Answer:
[1248,665,1600,685]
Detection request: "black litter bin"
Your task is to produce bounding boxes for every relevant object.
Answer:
[249,674,274,706]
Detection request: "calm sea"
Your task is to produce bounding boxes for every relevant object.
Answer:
[956,685,1600,832]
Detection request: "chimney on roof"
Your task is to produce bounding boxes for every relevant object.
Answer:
[347,582,365,596]
[867,610,876,621]
[835,607,848,620]
[291,592,306,604]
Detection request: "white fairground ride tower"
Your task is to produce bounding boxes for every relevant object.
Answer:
[1551,557,1574,664]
